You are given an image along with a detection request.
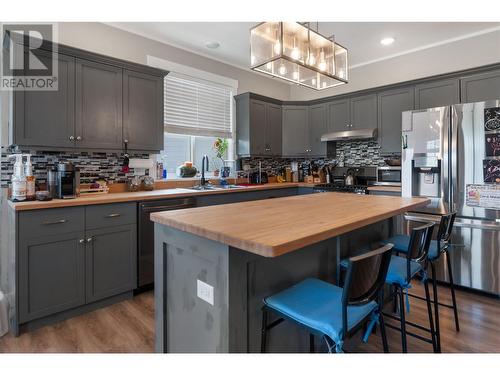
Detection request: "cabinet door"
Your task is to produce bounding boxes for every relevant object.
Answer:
[327,99,350,132]
[460,70,500,103]
[282,106,309,156]
[85,224,137,303]
[14,50,75,148]
[308,104,327,156]
[415,78,460,109]
[351,94,377,129]
[18,232,85,323]
[249,99,267,155]
[265,103,282,156]
[123,70,164,151]
[378,87,414,154]
[75,59,123,149]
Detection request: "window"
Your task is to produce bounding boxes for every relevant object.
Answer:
[160,72,234,177]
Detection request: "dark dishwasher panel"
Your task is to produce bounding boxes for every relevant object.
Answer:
[138,197,196,288]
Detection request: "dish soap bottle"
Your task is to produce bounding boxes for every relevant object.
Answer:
[24,154,36,201]
[8,154,27,202]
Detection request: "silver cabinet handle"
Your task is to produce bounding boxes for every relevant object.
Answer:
[42,219,68,225]
[76,136,82,141]
[86,237,93,243]
[69,136,75,141]
[105,213,121,218]
[124,139,129,143]
[79,239,85,244]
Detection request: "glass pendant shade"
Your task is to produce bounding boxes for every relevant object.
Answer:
[250,22,348,90]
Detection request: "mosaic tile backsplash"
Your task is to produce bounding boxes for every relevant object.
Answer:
[239,140,397,177]
[0,147,149,188]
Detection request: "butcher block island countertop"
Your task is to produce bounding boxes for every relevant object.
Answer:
[151,192,429,258]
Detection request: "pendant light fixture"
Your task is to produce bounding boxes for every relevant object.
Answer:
[250,22,348,90]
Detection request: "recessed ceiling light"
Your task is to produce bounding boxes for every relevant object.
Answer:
[205,41,220,49]
[380,37,395,46]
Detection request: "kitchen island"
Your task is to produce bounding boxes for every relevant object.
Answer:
[151,192,429,353]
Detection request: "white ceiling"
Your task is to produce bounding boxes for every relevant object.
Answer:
[108,22,500,71]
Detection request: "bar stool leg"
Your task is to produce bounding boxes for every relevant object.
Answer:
[424,278,438,353]
[261,308,268,353]
[446,250,460,332]
[378,311,389,353]
[398,286,408,353]
[430,263,441,353]
[392,285,399,313]
[309,334,315,353]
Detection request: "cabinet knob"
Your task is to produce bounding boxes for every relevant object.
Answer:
[69,136,75,141]
[124,139,129,144]
[76,136,82,141]
[86,237,93,243]
[79,239,85,244]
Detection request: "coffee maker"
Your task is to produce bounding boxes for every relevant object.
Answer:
[56,161,80,199]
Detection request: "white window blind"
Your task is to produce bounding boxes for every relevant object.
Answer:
[164,74,233,138]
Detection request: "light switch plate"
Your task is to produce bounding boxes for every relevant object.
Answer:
[197,279,214,306]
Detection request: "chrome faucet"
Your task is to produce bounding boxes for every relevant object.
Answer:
[201,155,209,186]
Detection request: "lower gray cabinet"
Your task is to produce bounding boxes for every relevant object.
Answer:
[85,224,137,303]
[19,232,86,323]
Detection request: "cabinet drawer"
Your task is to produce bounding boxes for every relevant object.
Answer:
[19,207,85,238]
[85,202,137,229]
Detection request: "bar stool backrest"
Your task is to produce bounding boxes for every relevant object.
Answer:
[436,212,456,252]
[342,244,393,335]
[405,222,435,282]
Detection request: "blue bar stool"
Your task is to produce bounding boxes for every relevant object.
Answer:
[260,244,393,353]
[382,212,458,353]
[382,222,437,353]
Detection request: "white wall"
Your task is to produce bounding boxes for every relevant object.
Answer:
[290,29,500,101]
[56,22,291,100]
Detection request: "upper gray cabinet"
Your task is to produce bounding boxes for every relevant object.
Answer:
[326,99,350,132]
[350,94,377,129]
[415,78,460,109]
[9,38,167,151]
[75,59,123,150]
[235,94,282,156]
[460,69,500,103]
[13,50,76,149]
[282,105,309,156]
[308,104,327,156]
[123,70,164,151]
[377,86,414,154]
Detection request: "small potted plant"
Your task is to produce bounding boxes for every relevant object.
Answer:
[212,138,229,177]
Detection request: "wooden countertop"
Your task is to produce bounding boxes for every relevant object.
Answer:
[151,193,429,258]
[8,183,313,211]
[367,186,402,193]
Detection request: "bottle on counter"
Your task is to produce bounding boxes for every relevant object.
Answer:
[24,154,36,201]
[8,154,27,201]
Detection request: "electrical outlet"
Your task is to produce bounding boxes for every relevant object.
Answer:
[197,279,214,306]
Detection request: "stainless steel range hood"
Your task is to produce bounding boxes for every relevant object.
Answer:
[321,128,378,141]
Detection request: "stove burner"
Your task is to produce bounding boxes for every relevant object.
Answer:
[313,183,369,195]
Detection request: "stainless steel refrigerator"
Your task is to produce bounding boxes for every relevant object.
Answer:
[401,100,500,295]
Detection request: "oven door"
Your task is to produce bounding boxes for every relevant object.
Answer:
[377,167,401,186]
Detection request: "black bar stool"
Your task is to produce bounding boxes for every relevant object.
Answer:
[260,244,393,353]
[382,222,437,353]
[383,212,458,352]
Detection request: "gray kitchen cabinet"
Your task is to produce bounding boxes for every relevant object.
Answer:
[123,70,164,151]
[415,78,460,109]
[75,59,123,150]
[460,69,500,103]
[282,105,310,156]
[235,94,282,156]
[13,50,76,148]
[85,224,137,303]
[266,103,283,156]
[18,232,86,323]
[350,94,377,129]
[378,86,415,154]
[308,104,327,156]
[327,99,350,132]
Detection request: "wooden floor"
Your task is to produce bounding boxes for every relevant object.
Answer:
[0,283,499,353]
